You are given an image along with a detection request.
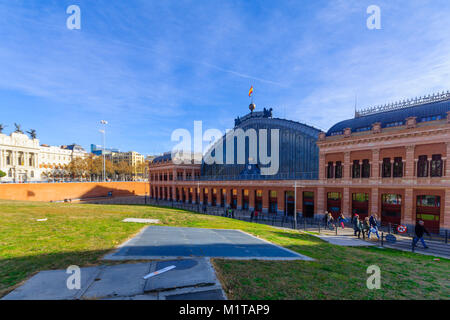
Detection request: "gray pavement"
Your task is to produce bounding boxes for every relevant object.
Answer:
[2,259,226,300]
[104,226,312,261]
[311,234,376,246]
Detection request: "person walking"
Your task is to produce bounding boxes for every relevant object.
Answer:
[324,212,334,230]
[250,209,255,221]
[362,217,371,239]
[353,214,361,238]
[413,220,430,249]
[338,213,347,229]
[368,213,380,239]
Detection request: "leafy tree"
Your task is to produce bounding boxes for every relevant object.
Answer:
[114,161,132,181]
[0,170,6,179]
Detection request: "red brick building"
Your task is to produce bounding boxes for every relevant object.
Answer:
[149,93,450,234]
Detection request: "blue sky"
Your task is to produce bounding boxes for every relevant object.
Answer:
[1,0,450,155]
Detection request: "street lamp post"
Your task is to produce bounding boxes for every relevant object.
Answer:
[100,120,108,182]
[294,181,297,229]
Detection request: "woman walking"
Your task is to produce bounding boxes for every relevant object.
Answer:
[338,213,347,229]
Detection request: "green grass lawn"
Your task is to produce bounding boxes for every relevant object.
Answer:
[0,200,448,299]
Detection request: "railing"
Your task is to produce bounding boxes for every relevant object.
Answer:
[199,172,319,181]
[142,198,450,257]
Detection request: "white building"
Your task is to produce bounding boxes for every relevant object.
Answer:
[0,131,88,183]
[0,132,40,182]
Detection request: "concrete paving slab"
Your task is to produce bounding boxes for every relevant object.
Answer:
[165,289,225,300]
[313,234,376,246]
[101,293,158,300]
[2,266,100,300]
[105,226,312,261]
[82,263,151,299]
[122,218,160,224]
[2,258,227,300]
[144,258,217,292]
[158,284,227,300]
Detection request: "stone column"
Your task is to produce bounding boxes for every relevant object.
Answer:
[446,143,450,178]
[237,188,243,210]
[405,145,415,178]
[170,186,175,201]
[403,188,414,226]
[185,187,190,204]
[443,188,450,231]
[371,188,379,216]
[343,152,351,180]
[343,187,350,217]
[226,188,232,207]
[371,149,380,179]
[317,187,325,215]
[216,189,222,206]
[277,189,285,215]
[249,188,255,211]
[262,189,269,213]
[319,152,326,180]
[296,186,303,214]
[207,187,212,206]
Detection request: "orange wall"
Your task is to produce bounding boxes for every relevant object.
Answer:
[0,182,148,202]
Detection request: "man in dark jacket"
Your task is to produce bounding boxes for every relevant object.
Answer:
[353,214,361,238]
[413,220,430,249]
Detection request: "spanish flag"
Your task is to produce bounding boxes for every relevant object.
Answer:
[248,86,253,97]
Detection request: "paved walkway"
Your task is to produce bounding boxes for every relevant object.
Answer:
[2,259,226,300]
[104,226,313,261]
[311,234,376,246]
[305,229,450,259]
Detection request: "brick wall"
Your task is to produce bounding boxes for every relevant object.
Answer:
[0,182,148,202]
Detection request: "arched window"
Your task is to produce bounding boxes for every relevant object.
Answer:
[430,154,443,177]
[361,159,370,178]
[335,161,343,178]
[352,160,361,178]
[417,155,428,177]
[382,158,391,178]
[393,157,403,177]
[327,162,334,179]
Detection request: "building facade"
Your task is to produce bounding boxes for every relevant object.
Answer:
[148,94,450,234]
[106,150,146,180]
[318,93,450,234]
[0,132,40,182]
[0,131,88,182]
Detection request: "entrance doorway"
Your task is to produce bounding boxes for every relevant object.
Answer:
[285,191,295,216]
[327,192,342,219]
[352,193,369,220]
[302,191,314,218]
[255,190,263,212]
[231,189,237,209]
[269,190,277,214]
[242,190,249,210]
[381,194,402,226]
[416,195,441,234]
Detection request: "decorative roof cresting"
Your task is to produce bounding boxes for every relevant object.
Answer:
[355,90,450,118]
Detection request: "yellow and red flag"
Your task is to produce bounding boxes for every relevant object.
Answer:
[248,86,253,97]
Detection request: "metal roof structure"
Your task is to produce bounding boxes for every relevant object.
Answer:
[327,92,450,136]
